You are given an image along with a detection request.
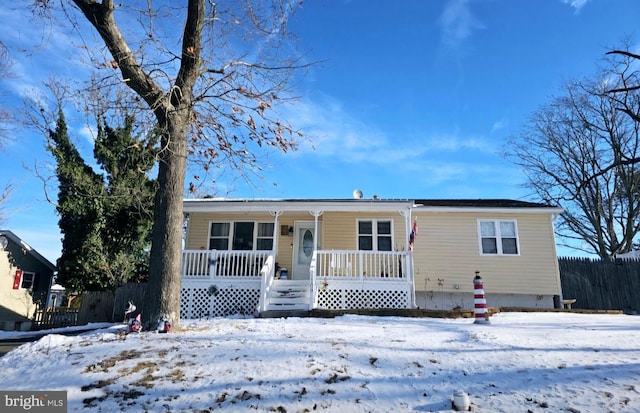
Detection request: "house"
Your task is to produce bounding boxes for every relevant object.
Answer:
[180,197,563,318]
[0,230,57,331]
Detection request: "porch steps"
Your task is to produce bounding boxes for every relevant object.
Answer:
[264,279,311,312]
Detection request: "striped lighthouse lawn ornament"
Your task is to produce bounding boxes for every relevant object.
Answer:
[473,270,490,324]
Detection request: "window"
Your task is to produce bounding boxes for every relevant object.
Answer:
[256,223,274,251]
[209,222,230,250]
[20,272,36,290]
[208,221,274,251]
[233,222,254,250]
[479,220,519,255]
[358,219,393,251]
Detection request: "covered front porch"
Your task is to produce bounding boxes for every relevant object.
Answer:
[181,198,416,318]
[180,249,415,318]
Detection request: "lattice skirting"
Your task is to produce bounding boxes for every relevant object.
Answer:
[181,282,261,319]
[316,287,410,310]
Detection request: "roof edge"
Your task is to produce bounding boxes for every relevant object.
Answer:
[0,230,56,271]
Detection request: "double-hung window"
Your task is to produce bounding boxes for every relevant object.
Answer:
[208,222,274,251]
[358,219,393,251]
[209,223,230,250]
[255,223,275,250]
[478,220,519,255]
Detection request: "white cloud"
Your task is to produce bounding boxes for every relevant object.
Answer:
[77,124,97,145]
[279,94,501,174]
[280,95,427,165]
[491,119,508,133]
[439,0,485,49]
[425,134,491,152]
[561,0,589,12]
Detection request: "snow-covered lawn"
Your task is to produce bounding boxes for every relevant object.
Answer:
[0,312,638,412]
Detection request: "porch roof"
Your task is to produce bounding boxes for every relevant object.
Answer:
[183,198,414,213]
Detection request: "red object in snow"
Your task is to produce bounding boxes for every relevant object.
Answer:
[12,270,22,289]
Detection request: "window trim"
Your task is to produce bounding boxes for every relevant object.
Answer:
[20,271,36,290]
[477,219,520,256]
[208,221,275,251]
[357,218,394,251]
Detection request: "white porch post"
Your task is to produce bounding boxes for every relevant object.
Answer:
[400,208,415,308]
[400,208,411,251]
[310,210,324,251]
[259,211,282,313]
[309,209,323,310]
[270,211,283,256]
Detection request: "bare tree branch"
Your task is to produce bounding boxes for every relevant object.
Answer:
[28,0,310,328]
[506,70,640,258]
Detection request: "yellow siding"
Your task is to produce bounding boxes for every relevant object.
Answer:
[0,252,34,320]
[186,208,561,297]
[321,211,408,251]
[411,211,560,295]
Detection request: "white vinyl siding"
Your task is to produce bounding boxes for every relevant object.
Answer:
[479,220,519,255]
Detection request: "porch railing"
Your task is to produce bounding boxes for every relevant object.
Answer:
[182,250,272,278]
[181,249,276,318]
[311,250,415,310]
[258,255,276,312]
[314,250,410,279]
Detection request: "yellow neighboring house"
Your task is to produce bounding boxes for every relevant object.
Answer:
[0,230,56,331]
[179,197,564,318]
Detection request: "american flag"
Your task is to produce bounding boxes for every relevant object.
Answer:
[409,219,418,251]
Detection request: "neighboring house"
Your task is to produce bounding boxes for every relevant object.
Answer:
[0,230,57,331]
[180,197,564,318]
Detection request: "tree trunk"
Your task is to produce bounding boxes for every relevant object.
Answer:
[142,113,188,330]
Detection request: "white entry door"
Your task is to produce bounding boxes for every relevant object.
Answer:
[292,221,321,280]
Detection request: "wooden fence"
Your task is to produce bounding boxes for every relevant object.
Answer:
[33,308,79,330]
[113,283,147,322]
[77,291,116,325]
[559,257,640,313]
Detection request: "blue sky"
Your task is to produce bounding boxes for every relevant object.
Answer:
[1,0,640,262]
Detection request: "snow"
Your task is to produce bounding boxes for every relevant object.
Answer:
[0,312,639,412]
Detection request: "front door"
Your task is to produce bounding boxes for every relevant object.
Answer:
[292,221,321,280]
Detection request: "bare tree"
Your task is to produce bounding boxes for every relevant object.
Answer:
[0,40,15,223]
[0,182,13,226]
[31,0,307,328]
[0,40,14,144]
[507,63,640,258]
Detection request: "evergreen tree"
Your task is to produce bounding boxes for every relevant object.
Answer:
[48,111,156,291]
[94,115,157,286]
[48,111,106,291]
